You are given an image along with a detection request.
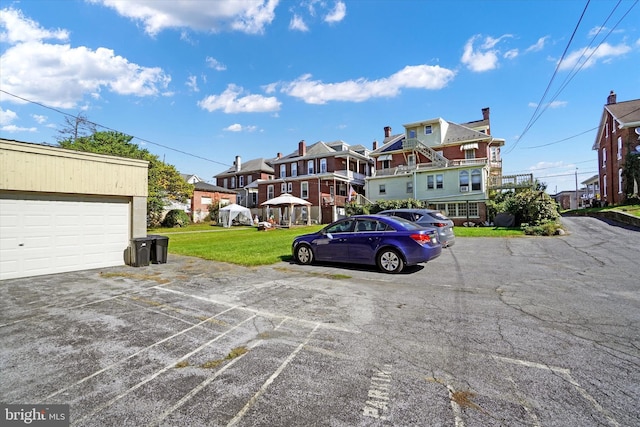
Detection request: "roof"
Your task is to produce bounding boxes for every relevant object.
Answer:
[274,140,371,163]
[215,158,274,177]
[442,122,492,145]
[593,98,640,149]
[194,181,237,194]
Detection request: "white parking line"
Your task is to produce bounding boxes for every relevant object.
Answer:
[46,304,242,400]
[70,314,258,426]
[145,318,291,427]
[226,323,321,426]
[491,355,620,427]
[155,285,359,333]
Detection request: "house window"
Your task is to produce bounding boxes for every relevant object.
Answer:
[427,175,434,189]
[617,137,623,160]
[603,175,607,197]
[301,181,309,198]
[287,182,292,193]
[223,178,228,188]
[307,160,314,175]
[409,130,416,138]
[424,125,432,135]
[281,183,287,193]
[291,163,297,177]
[459,171,469,191]
[231,177,236,188]
[239,175,244,187]
[280,164,286,178]
[407,182,413,193]
[267,185,274,199]
[330,186,335,197]
[250,192,257,206]
[408,154,416,166]
[602,148,607,168]
[379,184,386,195]
[490,147,499,162]
[201,196,212,205]
[618,169,623,194]
[471,169,482,191]
[338,183,347,196]
[605,122,609,138]
[465,149,475,160]
[436,174,443,189]
[320,158,327,173]
[382,159,391,169]
[247,175,252,184]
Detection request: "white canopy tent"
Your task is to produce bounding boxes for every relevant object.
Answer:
[261,193,311,227]
[218,203,253,228]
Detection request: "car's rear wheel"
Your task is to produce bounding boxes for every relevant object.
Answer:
[377,248,404,273]
[295,244,314,265]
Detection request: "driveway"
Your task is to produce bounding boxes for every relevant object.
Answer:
[1,216,638,426]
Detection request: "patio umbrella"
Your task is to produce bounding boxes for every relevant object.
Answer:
[261,193,311,227]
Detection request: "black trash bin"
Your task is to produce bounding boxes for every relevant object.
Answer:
[131,237,153,267]
[148,235,169,264]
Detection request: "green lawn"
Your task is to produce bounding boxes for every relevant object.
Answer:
[150,223,524,267]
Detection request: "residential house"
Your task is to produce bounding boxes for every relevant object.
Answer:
[191,181,237,222]
[214,157,275,208]
[581,174,600,207]
[592,91,640,205]
[553,189,587,210]
[365,108,532,225]
[258,140,374,224]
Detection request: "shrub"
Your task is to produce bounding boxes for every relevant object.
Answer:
[162,209,191,227]
[523,221,563,236]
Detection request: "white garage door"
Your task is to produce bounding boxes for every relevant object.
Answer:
[0,193,131,280]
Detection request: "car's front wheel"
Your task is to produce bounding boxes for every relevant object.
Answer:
[295,244,314,265]
[377,248,404,273]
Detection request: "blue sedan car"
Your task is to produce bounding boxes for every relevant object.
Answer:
[292,214,442,273]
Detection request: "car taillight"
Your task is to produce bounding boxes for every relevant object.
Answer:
[410,233,437,245]
[432,222,447,227]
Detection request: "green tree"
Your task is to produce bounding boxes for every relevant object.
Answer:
[622,152,640,203]
[59,131,193,226]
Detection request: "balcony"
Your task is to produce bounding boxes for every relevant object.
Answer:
[373,158,490,176]
[487,173,534,190]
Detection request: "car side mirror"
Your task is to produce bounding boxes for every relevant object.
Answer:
[326,233,333,239]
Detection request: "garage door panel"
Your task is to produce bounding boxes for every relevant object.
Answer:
[0,195,131,280]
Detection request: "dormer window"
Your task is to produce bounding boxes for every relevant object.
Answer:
[424,125,432,135]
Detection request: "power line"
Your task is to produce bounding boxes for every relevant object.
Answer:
[505,0,591,155]
[0,89,232,168]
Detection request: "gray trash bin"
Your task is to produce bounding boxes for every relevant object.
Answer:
[148,235,169,264]
[131,237,153,267]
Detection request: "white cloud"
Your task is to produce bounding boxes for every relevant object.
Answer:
[504,49,518,59]
[0,107,18,125]
[186,75,199,92]
[206,57,227,71]
[198,84,281,113]
[324,1,346,23]
[1,124,37,132]
[89,0,279,36]
[0,8,172,109]
[558,42,632,70]
[289,14,309,32]
[0,8,69,43]
[525,36,549,53]
[278,65,455,104]
[32,114,47,124]
[528,100,568,109]
[224,123,258,132]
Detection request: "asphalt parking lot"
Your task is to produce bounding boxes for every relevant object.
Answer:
[1,216,639,426]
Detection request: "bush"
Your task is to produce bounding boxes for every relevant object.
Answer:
[162,209,191,227]
[523,221,563,236]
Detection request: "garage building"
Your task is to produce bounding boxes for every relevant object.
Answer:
[0,139,149,280]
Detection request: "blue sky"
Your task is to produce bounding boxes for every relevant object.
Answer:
[1,0,639,194]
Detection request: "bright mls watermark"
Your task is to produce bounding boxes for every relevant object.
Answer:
[1,404,69,426]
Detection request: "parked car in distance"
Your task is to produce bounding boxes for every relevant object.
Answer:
[292,214,442,273]
[377,208,455,247]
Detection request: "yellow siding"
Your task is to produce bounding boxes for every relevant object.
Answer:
[0,139,148,197]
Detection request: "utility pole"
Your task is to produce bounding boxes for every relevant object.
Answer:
[575,168,579,209]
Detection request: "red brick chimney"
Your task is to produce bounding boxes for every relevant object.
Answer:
[298,140,306,156]
[482,107,490,120]
[276,152,282,159]
[607,90,617,105]
[384,126,391,138]
[373,140,378,150]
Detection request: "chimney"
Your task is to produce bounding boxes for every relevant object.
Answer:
[607,90,617,105]
[373,140,378,150]
[482,107,490,121]
[298,140,306,156]
[384,126,391,138]
[276,152,282,159]
[234,155,241,172]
